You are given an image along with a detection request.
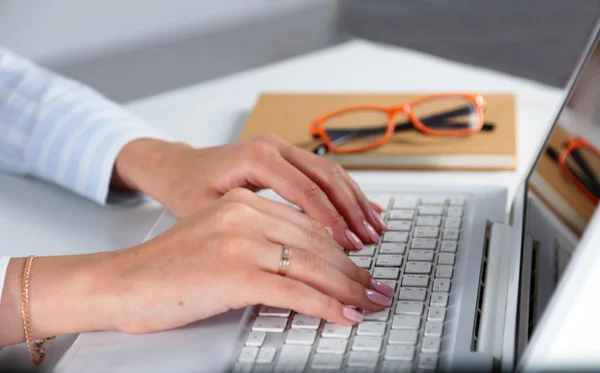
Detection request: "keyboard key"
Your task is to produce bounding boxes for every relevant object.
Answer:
[322,323,352,339]
[416,216,442,226]
[245,331,266,347]
[447,206,464,217]
[252,316,287,333]
[238,346,259,362]
[373,267,400,280]
[433,279,451,292]
[421,195,448,205]
[392,315,421,330]
[430,292,449,307]
[384,345,415,361]
[404,261,432,274]
[357,321,387,336]
[413,227,439,238]
[291,314,321,330]
[380,243,406,254]
[256,347,277,363]
[387,220,412,231]
[410,238,437,250]
[316,338,348,354]
[436,265,454,278]
[395,301,424,315]
[388,330,419,345]
[424,321,444,337]
[350,256,372,268]
[381,279,397,292]
[419,205,444,215]
[258,306,291,317]
[393,196,420,209]
[407,250,435,262]
[348,245,376,256]
[364,308,391,322]
[438,253,456,265]
[376,254,403,267]
[422,337,442,353]
[347,351,380,367]
[383,232,409,243]
[443,229,460,240]
[352,336,383,352]
[277,345,311,366]
[389,210,415,220]
[450,196,466,206]
[440,241,458,253]
[419,353,439,369]
[311,354,343,370]
[401,274,429,287]
[427,307,447,322]
[285,329,317,345]
[398,287,427,301]
[444,217,462,229]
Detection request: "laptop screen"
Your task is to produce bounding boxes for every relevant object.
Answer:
[519,20,600,357]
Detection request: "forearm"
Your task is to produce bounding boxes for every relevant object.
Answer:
[0,253,123,347]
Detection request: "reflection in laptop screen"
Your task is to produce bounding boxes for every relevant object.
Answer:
[519,21,600,361]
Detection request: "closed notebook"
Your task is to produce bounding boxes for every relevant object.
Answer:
[530,124,597,236]
[238,93,516,171]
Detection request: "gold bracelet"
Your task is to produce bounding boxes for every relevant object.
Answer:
[21,255,55,365]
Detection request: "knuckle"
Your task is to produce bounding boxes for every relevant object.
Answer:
[246,138,277,158]
[300,250,326,274]
[222,187,254,202]
[300,181,325,201]
[256,133,283,144]
[216,199,257,224]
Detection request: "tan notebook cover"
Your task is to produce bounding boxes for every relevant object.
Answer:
[530,124,597,236]
[239,93,516,171]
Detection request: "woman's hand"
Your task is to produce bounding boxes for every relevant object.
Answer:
[113,135,387,250]
[108,189,394,334]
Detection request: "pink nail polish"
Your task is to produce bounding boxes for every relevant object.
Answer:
[366,290,390,306]
[371,209,388,231]
[345,230,364,250]
[371,279,395,298]
[363,221,379,242]
[343,307,364,323]
[324,226,333,237]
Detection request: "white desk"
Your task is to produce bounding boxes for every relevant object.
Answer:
[0,39,564,372]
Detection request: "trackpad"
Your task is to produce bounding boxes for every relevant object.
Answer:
[54,309,247,373]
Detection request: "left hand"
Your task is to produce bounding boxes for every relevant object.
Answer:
[113,134,387,250]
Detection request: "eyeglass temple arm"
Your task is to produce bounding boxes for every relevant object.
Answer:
[546,147,600,197]
[570,148,600,188]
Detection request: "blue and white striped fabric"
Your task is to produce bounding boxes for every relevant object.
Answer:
[0,45,168,204]
[0,46,169,306]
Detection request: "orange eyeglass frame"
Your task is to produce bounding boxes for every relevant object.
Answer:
[557,136,600,204]
[309,93,486,154]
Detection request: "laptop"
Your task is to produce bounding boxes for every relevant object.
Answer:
[54,21,600,373]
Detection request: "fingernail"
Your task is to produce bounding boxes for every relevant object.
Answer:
[371,279,395,298]
[366,290,391,306]
[324,226,333,237]
[371,209,388,231]
[343,307,364,323]
[345,230,364,250]
[363,220,379,242]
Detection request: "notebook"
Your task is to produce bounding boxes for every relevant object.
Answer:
[238,93,516,170]
[530,124,597,236]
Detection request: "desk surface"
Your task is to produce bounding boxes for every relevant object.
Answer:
[0,39,565,371]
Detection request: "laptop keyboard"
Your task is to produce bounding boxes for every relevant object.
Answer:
[233,194,466,372]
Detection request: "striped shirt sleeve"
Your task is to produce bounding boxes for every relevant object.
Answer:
[0,45,169,204]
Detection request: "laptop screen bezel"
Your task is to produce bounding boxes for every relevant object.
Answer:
[515,19,600,363]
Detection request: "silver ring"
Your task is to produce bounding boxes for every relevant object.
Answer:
[278,246,291,276]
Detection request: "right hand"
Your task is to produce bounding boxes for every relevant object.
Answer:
[110,188,394,334]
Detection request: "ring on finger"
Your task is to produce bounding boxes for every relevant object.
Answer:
[278,246,291,276]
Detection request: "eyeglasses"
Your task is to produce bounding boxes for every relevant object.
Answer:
[545,137,600,204]
[310,93,495,155]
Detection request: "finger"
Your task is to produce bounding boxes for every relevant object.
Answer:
[247,154,363,250]
[257,243,388,312]
[248,271,364,325]
[278,143,383,240]
[345,175,389,232]
[370,201,385,214]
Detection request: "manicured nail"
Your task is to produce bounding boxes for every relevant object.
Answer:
[371,279,395,298]
[343,307,364,323]
[366,290,391,306]
[363,220,379,242]
[345,230,364,250]
[324,226,333,237]
[371,209,388,231]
